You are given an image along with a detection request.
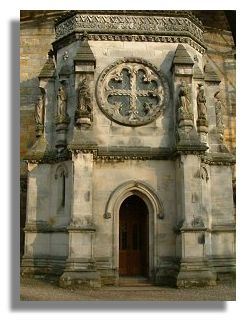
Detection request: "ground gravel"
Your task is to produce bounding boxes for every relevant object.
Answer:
[20,277,236,301]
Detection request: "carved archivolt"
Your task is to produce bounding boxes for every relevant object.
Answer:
[96,58,169,126]
[104,180,164,220]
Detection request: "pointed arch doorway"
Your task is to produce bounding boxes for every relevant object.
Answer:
[119,195,149,276]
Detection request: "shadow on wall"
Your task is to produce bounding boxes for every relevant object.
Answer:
[160,48,176,147]
[20,78,40,109]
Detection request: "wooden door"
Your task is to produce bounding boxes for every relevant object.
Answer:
[119,195,148,276]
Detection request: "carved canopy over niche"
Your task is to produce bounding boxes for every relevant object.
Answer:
[96,58,169,126]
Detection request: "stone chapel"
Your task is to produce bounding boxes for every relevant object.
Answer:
[21,10,236,287]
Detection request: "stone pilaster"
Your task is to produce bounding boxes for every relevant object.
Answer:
[175,154,216,287]
[21,162,52,275]
[59,151,101,288]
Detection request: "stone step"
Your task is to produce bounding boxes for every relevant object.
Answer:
[119,277,152,287]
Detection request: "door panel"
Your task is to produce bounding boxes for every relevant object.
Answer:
[119,195,148,276]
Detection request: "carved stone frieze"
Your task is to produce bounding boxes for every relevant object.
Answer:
[53,33,206,54]
[96,58,169,126]
[54,12,205,53]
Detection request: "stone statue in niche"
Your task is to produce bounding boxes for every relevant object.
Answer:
[35,94,44,125]
[214,90,224,142]
[75,77,93,128]
[197,84,207,120]
[34,93,45,137]
[178,80,192,116]
[214,91,224,128]
[78,77,92,114]
[57,83,67,118]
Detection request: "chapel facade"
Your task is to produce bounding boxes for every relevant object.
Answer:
[21,10,236,287]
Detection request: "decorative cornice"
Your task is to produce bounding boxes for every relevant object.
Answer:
[54,10,203,27]
[24,146,236,165]
[24,148,71,164]
[24,223,68,233]
[201,152,235,166]
[67,224,96,232]
[53,33,206,54]
[180,226,207,232]
[174,144,208,156]
[68,146,173,160]
[53,11,206,53]
[210,223,236,232]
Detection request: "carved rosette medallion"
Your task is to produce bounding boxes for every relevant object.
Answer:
[96,58,168,126]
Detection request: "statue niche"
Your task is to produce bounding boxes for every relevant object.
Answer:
[196,84,208,144]
[214,90,224,142]
[176,80,194,135]
[34,93,45,137]
[56,82,70,125]
[75,77,93,128]
[178,80,193,120]
[197,84,207,121]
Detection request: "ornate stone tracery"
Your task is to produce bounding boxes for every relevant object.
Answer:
[96,58,169,126]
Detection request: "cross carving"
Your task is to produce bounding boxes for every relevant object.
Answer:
[97,59,166,126]
[105,65,162,121]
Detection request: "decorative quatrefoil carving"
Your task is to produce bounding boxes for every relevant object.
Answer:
[96,58,169,126]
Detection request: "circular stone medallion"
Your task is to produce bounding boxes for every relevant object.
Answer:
[96,58,169,126]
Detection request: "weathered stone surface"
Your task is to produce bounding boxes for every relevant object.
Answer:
[20,10,236,289]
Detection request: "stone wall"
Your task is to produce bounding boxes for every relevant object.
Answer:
[20,10,236,258]
[20,10,236,165]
